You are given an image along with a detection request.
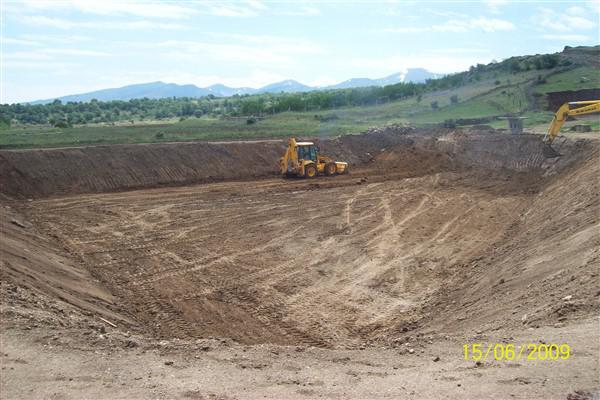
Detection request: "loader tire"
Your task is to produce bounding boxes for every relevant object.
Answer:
[325,163,337,176]
[304,164,317,178]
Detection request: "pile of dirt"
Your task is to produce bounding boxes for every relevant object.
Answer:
[0,140,286,198]
[0,127,581,199]
[0,128,428,199]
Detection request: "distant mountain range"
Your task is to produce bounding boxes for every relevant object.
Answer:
[31,68,441,104]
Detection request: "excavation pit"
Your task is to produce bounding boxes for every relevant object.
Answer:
[2,129,598,348]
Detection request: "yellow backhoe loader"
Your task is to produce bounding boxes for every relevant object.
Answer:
[543,100,600,145]
[279,137,348,178]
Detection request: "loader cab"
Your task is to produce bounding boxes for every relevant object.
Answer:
[296,142,318,162]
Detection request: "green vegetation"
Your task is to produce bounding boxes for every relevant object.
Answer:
[533,67,600,93]
[0,113,377,148]
[1,46,598,148]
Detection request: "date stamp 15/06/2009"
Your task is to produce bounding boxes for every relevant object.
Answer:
[463,343,571,362]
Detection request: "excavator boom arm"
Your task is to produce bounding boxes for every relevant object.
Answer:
[543,100,600,144]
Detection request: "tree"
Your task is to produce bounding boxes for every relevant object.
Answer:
[543,54,559,69]
[507,59,521,73]
[53,119,70,128]
[180,103,195,116]
[450,95,459,104]
[0,113,10,129]
[430,101,439,110]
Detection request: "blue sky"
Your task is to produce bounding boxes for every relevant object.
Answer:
[1,0,599,103]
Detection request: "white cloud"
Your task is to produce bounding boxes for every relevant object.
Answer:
[384,17,515,34]
[587,0,600,13]
[158,70,289,89]
[470,17,515,32]
[383,27,426,33]
[277,6,321,16]
[7,1,267,22]
[1,37,43,46]
[307,75,338,87]
[242,0,267,11]
[541,34,590,42]
[3,51,54,61]
[20,34,92,43]
[4,48,109,64]
[21,15,189,30]
[350,53,493,75]
[432,20,470,33]
[77,1,195,18]
[566,6,587,16]
[2,60,79,71]
[42,48,110,57]
[206,32,320,50]
[421,9,469,19]
[11,0,197,19]
[201,1,267,17]
[534,8,596,32]
[153,37,323,66]
[485,0,509,14]
[157,40,291,65]
[206,5,258,17]
[425,48,490,55]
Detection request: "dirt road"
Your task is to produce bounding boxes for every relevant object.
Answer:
[2,318,598,399]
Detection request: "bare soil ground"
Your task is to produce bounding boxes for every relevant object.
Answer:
[1,129,599,399]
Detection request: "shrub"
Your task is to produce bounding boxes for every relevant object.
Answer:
[443,119,457,128]
[53,120,71,128]
[318,113,339,122]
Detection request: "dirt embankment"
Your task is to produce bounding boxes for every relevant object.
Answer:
[0,127,583,199]
[0,141,286,199]
[417,147,600,336]
[0,205,130,327]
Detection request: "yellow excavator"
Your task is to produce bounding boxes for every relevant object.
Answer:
[279,137,348,178]
[543,100,600,144]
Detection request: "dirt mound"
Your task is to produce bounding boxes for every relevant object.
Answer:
[0,141,286,198]
[0,127,581,199]
[0,128,425,199]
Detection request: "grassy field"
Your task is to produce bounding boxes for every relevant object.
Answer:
[2,66,598,149]
[534,67,600,93]
[0,113,377,148]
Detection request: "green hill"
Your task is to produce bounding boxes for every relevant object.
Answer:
[1,45,599,148]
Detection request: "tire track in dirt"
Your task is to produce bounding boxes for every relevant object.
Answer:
[19,159,560,345]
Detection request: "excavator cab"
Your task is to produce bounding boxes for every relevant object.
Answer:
[297,144,318,162]
[279,137,348,178]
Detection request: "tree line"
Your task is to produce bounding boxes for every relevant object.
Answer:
[0,52,570,129]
